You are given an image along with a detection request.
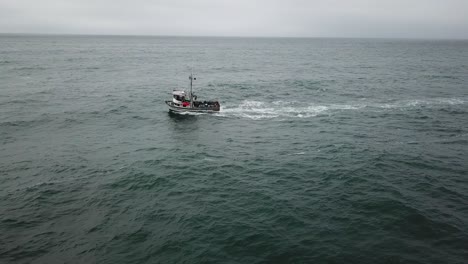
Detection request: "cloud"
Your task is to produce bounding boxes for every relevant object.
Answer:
[0,0,467,38]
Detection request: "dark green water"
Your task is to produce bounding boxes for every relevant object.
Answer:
[1,35,468,263]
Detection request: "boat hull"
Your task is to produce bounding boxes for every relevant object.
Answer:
[165,101,220,113]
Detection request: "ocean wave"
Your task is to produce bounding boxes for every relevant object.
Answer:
[13,66,48,71]
[217,98,466,120]
[0,119,51,129]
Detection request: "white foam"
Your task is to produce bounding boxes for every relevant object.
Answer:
[217,97,465,120]
[219,100,332,119]
[372,98,465,109]
[292,152,306,155]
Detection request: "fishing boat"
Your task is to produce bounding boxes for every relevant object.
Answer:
[165,73,220,113]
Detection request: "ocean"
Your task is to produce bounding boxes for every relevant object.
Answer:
[1,35,467,263]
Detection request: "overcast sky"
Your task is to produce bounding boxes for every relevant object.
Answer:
[1,0,467,39]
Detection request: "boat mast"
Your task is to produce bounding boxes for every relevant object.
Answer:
[189,67,195,108]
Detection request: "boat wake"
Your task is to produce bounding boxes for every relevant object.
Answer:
[218,101,336,119]
[216,98,466,120]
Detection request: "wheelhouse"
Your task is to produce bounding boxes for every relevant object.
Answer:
[172,90,186,106]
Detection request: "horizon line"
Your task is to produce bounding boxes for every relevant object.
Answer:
[1,32,468,41]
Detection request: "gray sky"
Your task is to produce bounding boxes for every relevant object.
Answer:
[1,0,467,39]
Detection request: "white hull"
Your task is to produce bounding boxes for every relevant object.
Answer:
[165,101,220,113]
